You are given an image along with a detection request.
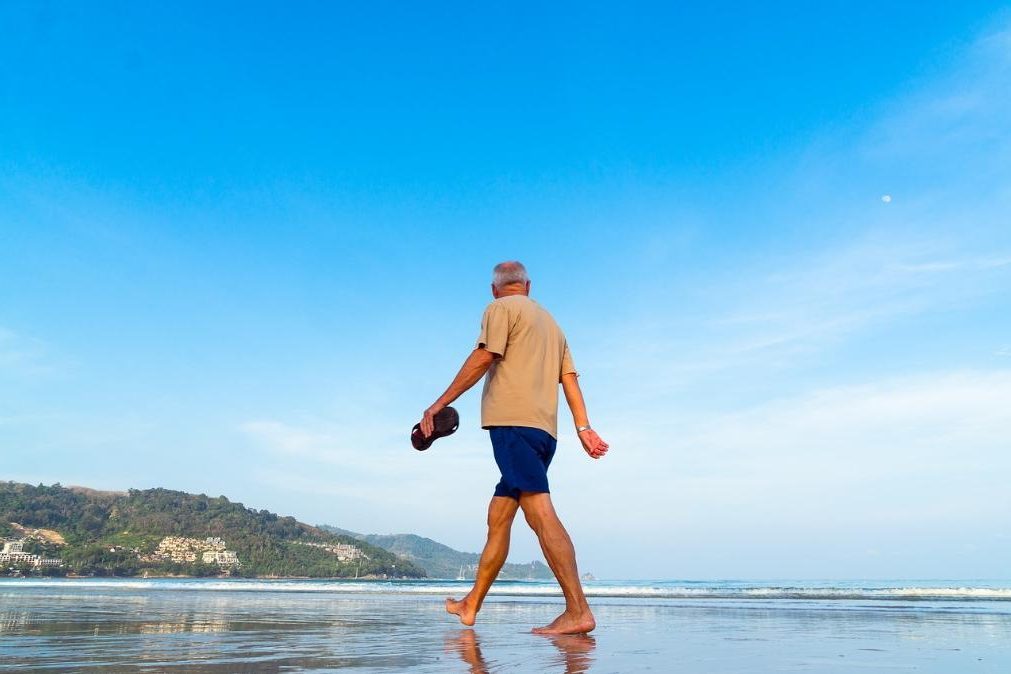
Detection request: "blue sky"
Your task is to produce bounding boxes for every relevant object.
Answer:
[2,2,1010,579]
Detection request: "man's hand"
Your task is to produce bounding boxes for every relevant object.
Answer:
[420,401,446,438]
[578,429,609,459]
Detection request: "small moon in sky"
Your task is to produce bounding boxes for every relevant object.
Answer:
[881,194,892,203]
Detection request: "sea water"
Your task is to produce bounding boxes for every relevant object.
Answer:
[2,578,1010,672]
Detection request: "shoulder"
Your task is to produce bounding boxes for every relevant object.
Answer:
[513,297,565,333]
[483,297,509,314]
[527,298,561,327]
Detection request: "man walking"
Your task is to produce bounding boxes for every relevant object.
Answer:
[419,261,609,635]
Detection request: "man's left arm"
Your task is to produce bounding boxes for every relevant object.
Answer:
[561,372,609,460]
[420,348,497,437]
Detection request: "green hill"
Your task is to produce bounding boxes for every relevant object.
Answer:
[319,526,553,580]
[0,481,424,579]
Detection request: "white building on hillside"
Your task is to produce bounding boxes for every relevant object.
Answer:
[0,538,62,568]
[202,550,240,568]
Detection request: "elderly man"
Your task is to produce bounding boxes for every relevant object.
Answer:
[419,261,609,635]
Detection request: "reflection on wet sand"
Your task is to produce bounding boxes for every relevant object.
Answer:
[546,634,597,673]
[138,617,231,634]
[445,630,487,674]
[445,628,596,674]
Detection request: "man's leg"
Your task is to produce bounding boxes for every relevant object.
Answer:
[446,495,520,626]
[518,492,595,634]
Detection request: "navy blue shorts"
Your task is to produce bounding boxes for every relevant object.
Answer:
[490,426,557,500]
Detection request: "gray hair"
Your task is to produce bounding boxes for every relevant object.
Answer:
[492,261,529,289]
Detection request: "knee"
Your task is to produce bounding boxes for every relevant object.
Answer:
[487,516,511,535]
[487,509,517,533]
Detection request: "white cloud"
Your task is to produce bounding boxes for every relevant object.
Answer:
[681,370,1009,467]
[239,420,343,460]
[599,233,1011,404]
[237,418,405,480]
[864,26,1011,162]
[582,369,1011,538]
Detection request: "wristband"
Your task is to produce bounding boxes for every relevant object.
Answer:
[576,425,592,433]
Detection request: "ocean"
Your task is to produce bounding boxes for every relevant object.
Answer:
[2,578,1010,672]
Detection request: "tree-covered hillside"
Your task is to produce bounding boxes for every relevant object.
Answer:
[0,482,424,578]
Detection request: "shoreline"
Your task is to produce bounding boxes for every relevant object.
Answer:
[5,576,1011,603]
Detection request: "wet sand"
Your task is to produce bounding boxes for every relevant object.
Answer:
[2,580,1010,672]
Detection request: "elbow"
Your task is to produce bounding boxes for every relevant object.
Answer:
[475,347,498,367]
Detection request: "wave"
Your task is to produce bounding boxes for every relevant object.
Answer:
[3,578,1011,601]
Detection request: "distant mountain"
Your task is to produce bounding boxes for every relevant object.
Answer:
[319,526,553,580]
[0,481,424,579]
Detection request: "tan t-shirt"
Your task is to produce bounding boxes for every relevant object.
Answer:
[476,295,576,438]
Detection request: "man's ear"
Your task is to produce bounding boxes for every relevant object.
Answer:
[525,281,531,295]
[491,283,500,298]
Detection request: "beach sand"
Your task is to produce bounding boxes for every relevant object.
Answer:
[2,580,1010,672]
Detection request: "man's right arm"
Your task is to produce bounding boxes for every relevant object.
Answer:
[420,348,497,437]
[561,372,609,460]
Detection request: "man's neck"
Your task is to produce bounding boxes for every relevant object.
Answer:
[495,287,528,299]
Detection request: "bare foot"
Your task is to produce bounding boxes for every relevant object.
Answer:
[446,596,478,626]
[532,609,596,635]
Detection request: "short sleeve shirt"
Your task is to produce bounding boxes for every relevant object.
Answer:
[476,295,576,438]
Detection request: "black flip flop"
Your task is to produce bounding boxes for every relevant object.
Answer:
[412,407,460,451]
